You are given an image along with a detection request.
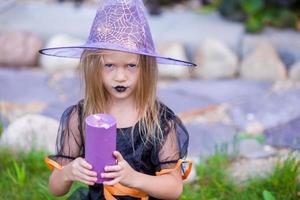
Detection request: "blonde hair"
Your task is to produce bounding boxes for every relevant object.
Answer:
[79,50,163,144]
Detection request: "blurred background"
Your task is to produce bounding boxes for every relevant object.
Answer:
[1,0,300,199]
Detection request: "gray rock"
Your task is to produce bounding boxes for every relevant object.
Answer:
[40,34,82,72]
[160,79,272,104]
[278,48,297,69]
[240,42,287,81]
[0,101,48,125]
[41,72,82,120]
[141,11,244,53]
[264,115,300,149]
[0,2,244,52]
[0,2,94,41]
[42,102,75,121]
[157,42,190,79]
[289,61,300,81]
[0,68,58,103]
[0,114,59,153]
[186,123,237,158]
[158,88,215,114]
[0,112,9,129]
[228,87,300,140]
[238,139,275,159]
[229,157,277,182]
[0,0,15,13]
[0,31,43,67]
[242,28,300,67]
[56,72,82,101]
[0,68,83,121]
[193,39,238,79]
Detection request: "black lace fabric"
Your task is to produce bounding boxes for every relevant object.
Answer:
[48,100,189,199]
[156,105,189,170]
[49,102,85,165]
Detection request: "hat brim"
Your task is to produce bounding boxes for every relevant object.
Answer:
[39,43,196,67]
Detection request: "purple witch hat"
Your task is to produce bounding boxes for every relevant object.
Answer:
[39,0,196,67]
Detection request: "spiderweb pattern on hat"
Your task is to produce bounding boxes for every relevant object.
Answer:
[39,0,196,67]
[88,0,155,54]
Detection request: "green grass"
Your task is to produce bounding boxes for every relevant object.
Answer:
[0,148,86,200]
[181,152,300,200]
[1,148,299,199]
[0,121,3,137]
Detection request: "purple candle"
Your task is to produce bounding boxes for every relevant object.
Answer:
[85,113,116,183]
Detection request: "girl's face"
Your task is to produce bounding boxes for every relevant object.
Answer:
[101,50,140,102]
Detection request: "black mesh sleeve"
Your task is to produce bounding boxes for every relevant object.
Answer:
[48,102,85,166]
[155,103,189,170]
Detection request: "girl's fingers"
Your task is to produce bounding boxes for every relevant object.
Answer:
[103,177,121,186]
[79,167,97,177]
[104,165,122,172]
[79,159,93,170]
[68,158,97,185]
[113,151,124,162]
[101,172,119,179]
[77,172,98,183]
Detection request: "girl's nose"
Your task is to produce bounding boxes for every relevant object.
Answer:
[114,67,127,82]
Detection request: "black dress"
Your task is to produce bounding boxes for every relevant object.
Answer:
[48,100,189,200]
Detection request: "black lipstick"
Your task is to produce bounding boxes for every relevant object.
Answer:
[114,86,127,92]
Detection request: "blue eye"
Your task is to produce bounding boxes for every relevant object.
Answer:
[128,64,136,68]
[105,64,113,68]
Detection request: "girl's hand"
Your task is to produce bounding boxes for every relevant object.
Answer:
[102,151,139,187]
[63,157,98,185]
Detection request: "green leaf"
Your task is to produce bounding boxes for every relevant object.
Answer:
[236,132,265,144]
[245,15,264,32]
[0,121,3,137]
[240,0,264,14]
[263,190,276,200]
[274,9,297,28]
[5,160,26,187]
[199,5,219,14]
[256,134,266,144]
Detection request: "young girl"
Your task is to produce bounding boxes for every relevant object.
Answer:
[40,0,195,199]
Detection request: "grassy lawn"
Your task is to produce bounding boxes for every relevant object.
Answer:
[181,153,300,200]
[0,148,299,199]
[0,148,85,200]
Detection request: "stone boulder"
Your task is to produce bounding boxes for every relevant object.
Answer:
[0,114,59,153]
[193,39,238,79]
[240,42,287,81]
[156,42,190,79]
[40,34,83,72]
[242,28,300,67]
[238,139,275,159]
[0,31,43,67]
[289,61,300,81]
